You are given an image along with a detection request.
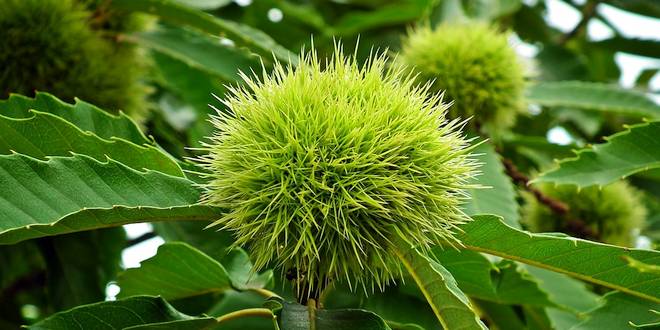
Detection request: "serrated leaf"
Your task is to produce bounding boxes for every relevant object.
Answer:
[459,215,660,303]
[434,249,555,307]
[279,301,391,330]
[0,93,151,146]
[526,81,660,117]
[393,238,487,330]
[117,242,271,300]
[463,142,520,227]
[0,154,218,244]
[534,121,660,187]
[28,296,214,330]
[111,0,296,64]
[0,111,182,176]
[0,205,219,245]
[573,292,660,330]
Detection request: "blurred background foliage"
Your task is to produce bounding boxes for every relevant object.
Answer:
[0,0,659,329]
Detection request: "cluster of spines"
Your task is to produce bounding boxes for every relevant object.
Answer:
[199,46,479,298]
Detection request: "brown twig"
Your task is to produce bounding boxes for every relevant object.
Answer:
[500,157,598,240]
[500,158,569,214]
[125,231,157,247]
[558,0,599,46]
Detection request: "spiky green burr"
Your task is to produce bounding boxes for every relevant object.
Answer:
[397,23,526,132]
[0,0,148,120]
[199,46,479,300]
[523,181,647,247]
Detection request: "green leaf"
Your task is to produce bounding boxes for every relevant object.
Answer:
[171,0,232,10]
[524,266,600,313]
[0,241,44,291]
[111,0,297,64]
[526,81,660,118]
[524,266,601,329]
[502,133,575,159]
[458,215,660,303]
[0,93,151,146]
[150,45,224,147]
[393,238,487,330]
[323,281,440,330]
[39,228,126,310]
[604,0,660,19]
[1,205,219,246]
[463,142,520,227]
[533,121,660,187]
[0,153,218,244]
[359,289,441,330]
[463,0,522,20]
[473,299,526,329]
[207,291,276,330]
[574,292,660,330]
[28,296,214,330]
[117,242,271,300]
[332,0,429,36]
[125,318,220,330]
[223,248,274,290]
[154,221,234,261]
[434,249,555,306]
[534,46,589,81]
[136,25,261,83]
[279,301,391,330]
[593,37,660,59]
[0,111,183,176]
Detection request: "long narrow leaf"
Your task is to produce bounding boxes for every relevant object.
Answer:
[393,237,487,330]
[459,215,660,303]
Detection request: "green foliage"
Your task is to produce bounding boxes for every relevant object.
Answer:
[534,121,660,187]
[0,154,211,244]
[0,111,183,176]
[1,0,660,329]
[39,229,126,310]
[523,181,647,246]
[199,46,479,299]
[28,296,216,330]
[574,292,660,329]
[459,215,660,303]
[434,250,555,307]
[527,81,660,118]
[463,142,520,227]
[0,0,148,120]
[277,300,391,330]
[398,23,526,131]
[117,242,272,300]
[0,93,152,145]
[393,238,487,329]
[110,0,296,64]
